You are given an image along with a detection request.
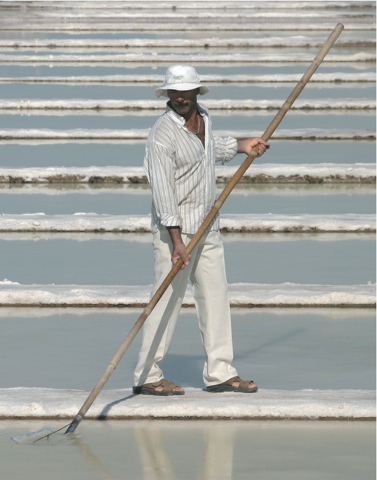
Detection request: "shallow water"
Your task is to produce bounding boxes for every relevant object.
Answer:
[0,140,375,168]
[0,184,375,215]
[1,111,375,133]
[0,235,374,285]
[0,420,374,480]
[1,82,375,100]
[1,308,374,391]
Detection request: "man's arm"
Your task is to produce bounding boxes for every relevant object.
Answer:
[237,137,270,157]
[167,226,191,269]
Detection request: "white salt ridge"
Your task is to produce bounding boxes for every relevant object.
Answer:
[1,99,374,111]
[0,128,374,141]
[9,23,372,32]
[1,73,374,83]
[0,37,373,49]
[215,163,376,182]
[0,52,374,64]
[0,387,374,420]
[5,2,372,34]
[0,181,374,199]
[5,8,374,22]
[5,10,374,29]
[0,213,374,234]
[7,9,372,20]
[0,232,371,244]
[220,214,375,233]
[0,282,374,307]
[0,164,374,184]
[29,1,370,11]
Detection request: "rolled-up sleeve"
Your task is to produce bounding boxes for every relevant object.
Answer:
[214,136,238,164]
[144,140,183,229]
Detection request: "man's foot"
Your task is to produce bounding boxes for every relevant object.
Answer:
[133,379,185,396]
[206,376,258,393]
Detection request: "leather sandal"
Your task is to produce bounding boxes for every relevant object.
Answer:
[133,379,185,396]
[207,376,258,393]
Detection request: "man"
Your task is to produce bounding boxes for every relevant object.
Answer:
[133,64,269,396]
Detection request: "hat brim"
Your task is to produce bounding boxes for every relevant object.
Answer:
[155,84,209,98]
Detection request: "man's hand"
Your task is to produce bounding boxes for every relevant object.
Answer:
[167,227,191,269]
[237,137,270,157]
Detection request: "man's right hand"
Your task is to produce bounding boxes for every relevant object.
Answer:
[167,227,191,269]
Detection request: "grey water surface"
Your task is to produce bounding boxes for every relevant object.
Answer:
[1,420,374,480]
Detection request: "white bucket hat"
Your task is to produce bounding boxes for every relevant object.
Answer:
[155,64,209,98]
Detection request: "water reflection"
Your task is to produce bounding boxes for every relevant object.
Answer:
[2,420,375,480]
[136,426,176,480]
[199,424,234,480]
[135,423,234,480]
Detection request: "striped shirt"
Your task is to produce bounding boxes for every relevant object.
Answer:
[144,102,238,234]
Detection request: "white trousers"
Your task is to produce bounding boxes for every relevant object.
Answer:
[133,228,238,387]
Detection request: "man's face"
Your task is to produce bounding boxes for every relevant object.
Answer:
[167,88,199,118]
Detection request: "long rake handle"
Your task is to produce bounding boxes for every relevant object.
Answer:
[65,23,344,434]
